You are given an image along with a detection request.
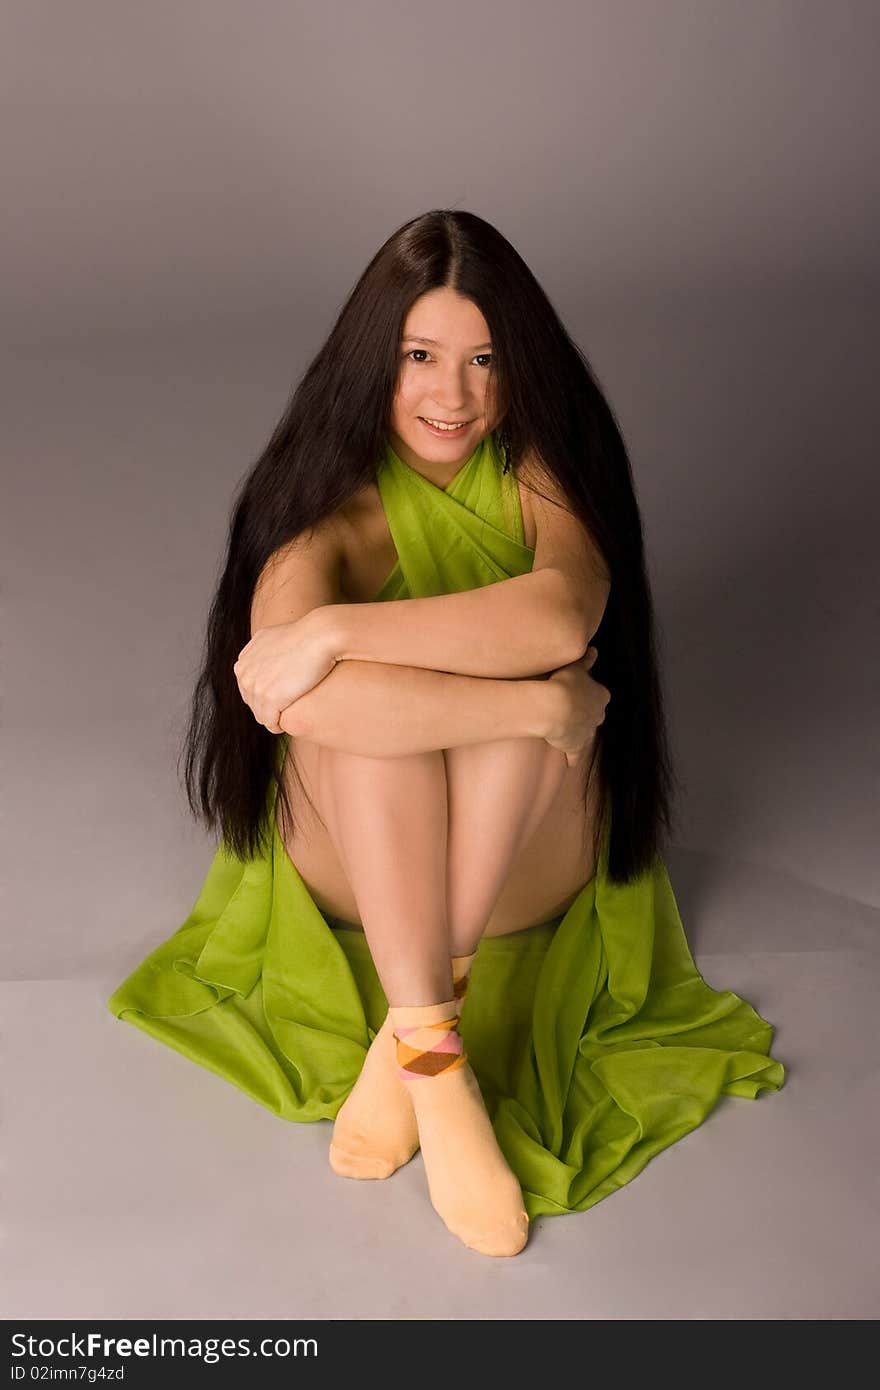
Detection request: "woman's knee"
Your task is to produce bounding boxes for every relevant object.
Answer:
[443,735,565,797]
[443,736,568,870]
[317,742,448,808]
[318,741,445,778]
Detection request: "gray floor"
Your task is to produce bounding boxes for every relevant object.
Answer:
[5,847,878,1321]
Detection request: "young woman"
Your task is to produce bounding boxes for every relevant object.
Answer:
[109,209,785,1259]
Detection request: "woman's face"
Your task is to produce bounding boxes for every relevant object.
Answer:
[388,287,502,482]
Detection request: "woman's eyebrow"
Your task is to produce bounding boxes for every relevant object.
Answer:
[402,335,493,350]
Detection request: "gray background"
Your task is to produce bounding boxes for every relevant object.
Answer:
[3,1,878,1321]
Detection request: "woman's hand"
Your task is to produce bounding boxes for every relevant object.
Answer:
[233,609,339,734]
[544,646,610,767]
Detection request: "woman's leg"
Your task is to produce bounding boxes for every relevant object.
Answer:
[316,746,451,1179]
[314,735,568,995]
[316,746,453,1006]
[442,737,570,959]
[314,739,556,1255]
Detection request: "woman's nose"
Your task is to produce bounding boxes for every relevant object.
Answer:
[431,368,475,409]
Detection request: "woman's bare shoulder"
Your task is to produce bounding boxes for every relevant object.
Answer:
[516,448,570,507]
[270,485,372,558]
[252,509,350,633]
[334,481,382,531]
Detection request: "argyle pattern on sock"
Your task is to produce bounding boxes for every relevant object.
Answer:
[393,1016,466,1081]
[451,953,476,1006]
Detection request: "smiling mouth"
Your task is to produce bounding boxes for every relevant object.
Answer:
[419,417,472,431]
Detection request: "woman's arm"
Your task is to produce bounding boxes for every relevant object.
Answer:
[307,468,611,679]
[311,568,588,680]
[280,658,562,758]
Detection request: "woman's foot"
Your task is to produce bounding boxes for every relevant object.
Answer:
[390,1001,529,1257]
[329,1009,420,1179]
[327,954,478,1181]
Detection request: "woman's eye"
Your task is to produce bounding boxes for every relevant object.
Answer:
[404,350,492,367]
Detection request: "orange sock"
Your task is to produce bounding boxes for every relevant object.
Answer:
[451,951,477,1009]
[328,1008,421,1180]
[390,1000,529,1258]
[328,951,479,1184]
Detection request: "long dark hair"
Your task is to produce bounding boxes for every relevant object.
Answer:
[180,209,679,885]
